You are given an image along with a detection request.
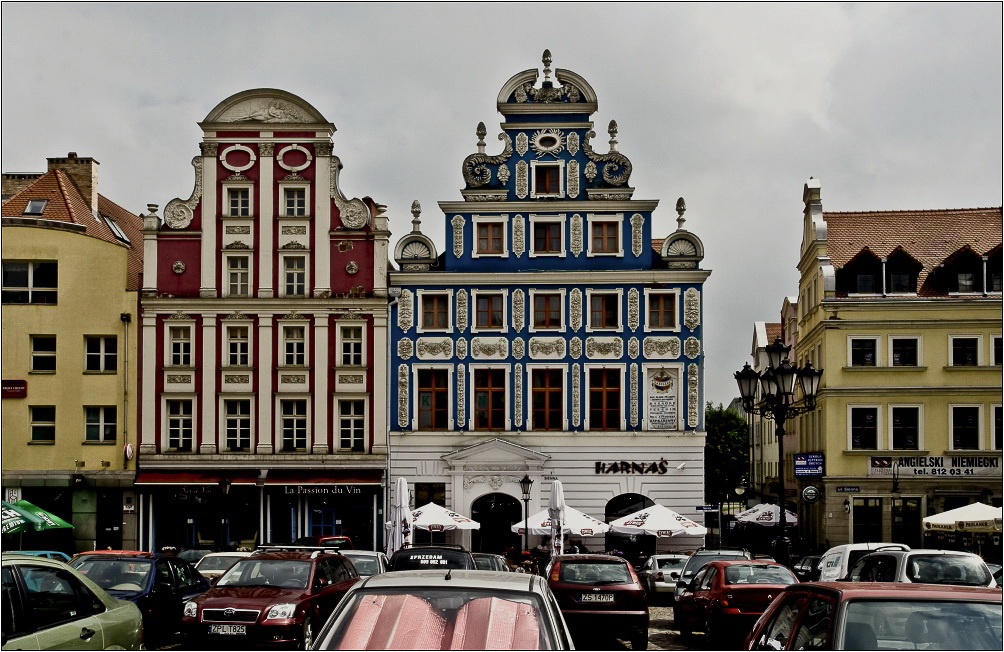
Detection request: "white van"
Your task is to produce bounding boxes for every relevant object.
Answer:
[816,542,910,581]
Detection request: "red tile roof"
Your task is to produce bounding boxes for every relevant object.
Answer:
[765,323,782,342]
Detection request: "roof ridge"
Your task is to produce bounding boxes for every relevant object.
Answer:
[824,207,1002,215]
[53,169,85,223]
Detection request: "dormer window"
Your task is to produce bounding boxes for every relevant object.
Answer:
[24,199,47,215]
[857,274,876,293]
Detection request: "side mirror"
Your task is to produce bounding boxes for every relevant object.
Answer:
[313,577,329,590]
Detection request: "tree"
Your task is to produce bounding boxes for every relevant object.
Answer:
[704,402,749,505]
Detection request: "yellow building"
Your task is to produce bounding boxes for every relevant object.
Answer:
[2,154,142,552]
[793,178,1002,554]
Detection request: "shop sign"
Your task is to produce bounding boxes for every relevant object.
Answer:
[801,486,821,503]
[2,380,26,399]
[4,487,21,503]
[836,486,860,493]
[794,453,824,477]
[869,455,1002,478]
[595,459,670,475]
[647,369,678,431]
[282,485,363,495]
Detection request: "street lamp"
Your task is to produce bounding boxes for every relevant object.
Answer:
[519,474,534,553]
[735,337,822,566]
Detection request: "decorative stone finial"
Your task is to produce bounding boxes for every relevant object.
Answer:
[146,203,159,216]
[608,120,619,152]
[410,200,422,232]
[676,197,687,230]
[542,49,552,82]
[476,122,487,154]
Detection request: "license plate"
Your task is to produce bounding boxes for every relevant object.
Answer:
[209,624,246,635]
[581,593,614,602]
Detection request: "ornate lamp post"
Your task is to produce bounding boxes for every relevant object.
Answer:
[519,474,534,553]
[735,338,822,566]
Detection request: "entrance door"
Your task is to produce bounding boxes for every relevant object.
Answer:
[892,497,922,548]
[470,493,522,554]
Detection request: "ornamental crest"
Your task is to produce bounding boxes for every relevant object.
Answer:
[688,364,699,427]
[471,338,508,359]
[516,161,529,199]
[684,337,701,359]
[569,337,583,359]
[514,364,524,427]
[452,215,465,257]
[567,161,580,198]
[567,131,580,156]
[164,157,203,229]
[456,338,468,360]
[456,289,469,333]
[630,364,639,427]
[512,289,525,332]
[586,337,623,358]
[498,164,510,184]
[631,214,644,257]
[398,365,409,427]
[627,289,640,331]
[512,337,525,360]
[684,288,701,330]
[570,215,583,256]
[584,161,598,182]
[516,132,529,156]
[398,290,414,332]
[512,216,525,258]
[281,226,305,235]
[397,338,414,360]
[227,226,252,234]
[529,338,566,358]
[628,337,640,359]
[456,366,466,428]
[569,289,582,331]
[571,364,581,427]
[530,129,565,157]
[417,338,454,359]
[172,261,186,274]
[644,337,681,359]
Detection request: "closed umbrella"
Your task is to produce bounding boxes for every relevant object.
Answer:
[385,477,413,556]
[511,506,611,536]
[736,503,798,527]
[548,480,566,556]
[410,503,480,531]
[609,503,708,537]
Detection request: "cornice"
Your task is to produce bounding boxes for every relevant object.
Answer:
[438,200,660,213]
[389,269,712,285]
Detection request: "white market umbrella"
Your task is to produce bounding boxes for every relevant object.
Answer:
[548,480,566,556]
[736,503,798,527]
[411,502,480,531]
[385,477,413,556]
[609,503,708,537]
[511,506,611,537]
[923,502,1003,533]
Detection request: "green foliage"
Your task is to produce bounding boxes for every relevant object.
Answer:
[704,402,749,504]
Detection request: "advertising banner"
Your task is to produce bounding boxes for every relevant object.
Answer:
[869,455,1002,478]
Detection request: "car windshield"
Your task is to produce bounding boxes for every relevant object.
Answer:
[842,599,1002,650]
[474,556,496,570]
[724,565,796,585]
[344,555,380,576]
[317,588,558,650]
[76,559,152,591]
[682,554,747,578]
[197,555,246,572]
[558,561,631,585]
[906,554,993,586]
[217,559,311,589]
[657,558,685,570]
[390,550,475,571]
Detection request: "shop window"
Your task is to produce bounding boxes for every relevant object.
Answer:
[420,294,450,331]
[849,338,878,367]
[850,407,878,450]
[280,399,308,451]
[588,368,621,431]
[417,369,449,430]
[226,256,250,297]
[340,326,363,366]
[532,293,562,330]
[475,293,504,330]
[474,369,505,430]
[283,325,306,366]
[533,221,562,254]
[225,399,251,451]
[338,400,365,451]
[531,369,563,431]
[950,336,980,366]
[226,326,249,367]
[30,335,56,372]
[167,400,193,451]
[168,326,192,367]
[890,406,920,450]
[951,406,980,450]
[890,337,919,367]
[84,406,117,442]
[852,497,883,543]
[30,406,56,442]
[2,260,57,304]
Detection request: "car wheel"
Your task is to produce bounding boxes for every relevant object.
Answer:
[300,617,315,650]
[630,629,648,650]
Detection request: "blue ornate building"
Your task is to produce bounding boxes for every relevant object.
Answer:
[389,52,711,557]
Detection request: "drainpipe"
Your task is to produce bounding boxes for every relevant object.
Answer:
[120,313,132,466]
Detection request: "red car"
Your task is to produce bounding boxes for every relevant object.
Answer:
[181,547,360,649]
[675,559,797,645]
[545,554,649,650]
[745,582,1002,650]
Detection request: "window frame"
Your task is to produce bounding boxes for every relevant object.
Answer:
[336,322,366,367]
[84,335,117,373]
[224,253,252,298]
[585,364,625,431]
[84,405,117,443]
[223,397,253,452]
[528,288,566,333]
[585,289,623,332]
[166,323,193,368]
[993,404,1002,451]
[472,216,508,257]
[888,335,921,367]
[281,323,308,368]
[337,398,367,451]
[528,214,566,257]
[847,336,880,368]
[848,405,881,450]
[949,334,981,367]
[992,335,1002,367]
[412,365,453,431]
[30,405,56,442]
[164,397,194,452]
[529,160,565,199]
[280,253,309,298]
[888,404,923,451]
[949,404,983,451]
[222,182,254,218]
[279,184,310,218]
[279,397,310,452]
[30,335,57,373]
[2,260,58,305]
[643,289,680,333]
[224,323,251,367]
[416,290,453,334]
[470,289,509,333]
[527,365,567,432]
[470,364,510,431]
[23,199,48,215]
[586,214,624,257]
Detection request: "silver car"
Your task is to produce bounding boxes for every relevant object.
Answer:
[638,554,689,597]
[340,550,390,577]
[848,548,996,586]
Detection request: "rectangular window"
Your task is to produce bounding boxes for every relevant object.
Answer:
[957,273,975,293]
[340,326,363,366]
[591,222,619,253]
[890,338,918,367]
[952,406,980,450]
[531,369,563,431]
[589,294,619,330]
[284,326,305,366]
[281,399,308,451]
[228,188,250,217]
[225,399,251,451]
[888,273,911,293]
[533,293,562,329]
[648,294,676,329]
[994,406,1002,451]
[285,188,307,216]
[227,256,250,297]
[284,256,306,297]
[85,336,117,372]
[475,294,504,330]
[24,199,48,215]
[227,326,249,366]
[85,406,117,442]
[589,369,621,431]
[994,336,1002,366]
[534,165,560,195]
[474,369,505,430]
[30,406,56,442]
[30,335,56,372]
[417,369,449,430]
[2,261,57,304]
[850,339,877,367]
[476,223,504,254]
[338,400,365,451]
[856,274,876,293]
[891,407,919,450]
[169,327,191,366]
[850,407,878,450]
[951,337,979,366]
[533,222,562,253]
[421,295,449,330]
[167,400,193,451]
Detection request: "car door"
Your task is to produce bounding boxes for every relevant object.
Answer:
[171,558,209,601]
[14,563,108,650]
[676,567,706,625]
[693,566,718,628]
[750,592,808,650]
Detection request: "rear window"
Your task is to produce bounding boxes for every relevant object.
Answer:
[557,561,631,585]
[197,555,245,572]
[682,554,747,577]
[906,554,992,586]
[842,599,1001,650]
[389,550,475,571]
[657,558,686,570]
[724,565,796,585]
[344,555,381,576]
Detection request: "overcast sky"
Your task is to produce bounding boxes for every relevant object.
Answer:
[3,2,1001,406]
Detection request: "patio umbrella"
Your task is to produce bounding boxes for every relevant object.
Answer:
[410,502,480,531]
[384,477,413,556]
[2,502,44,535]
[608,503,708,537]
[548,480,566,556]
[736,503,798,527]
[923,502,1003,532]
[511,506,611,536]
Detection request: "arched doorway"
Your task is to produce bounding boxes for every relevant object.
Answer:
[605,493,656,566]
[470,493,522,554]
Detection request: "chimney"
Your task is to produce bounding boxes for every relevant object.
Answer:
[2,172,43,200]
[47,152,99,214]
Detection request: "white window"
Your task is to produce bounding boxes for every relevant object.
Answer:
[529,215,566,257]
[283,325,306,366]
[949,335,981,367]
[338,324,364,366]
[226,187,252,217]
[224,398,252,451]
[527,365,566,432]
[471,289,509,333]
[226,325,249,367]
[338,400,366,451]
[30,405,56,442]
[584,364,625,432]
[847,336,880,367]
[472,216,508,257]
[280,398,308,451]
[949,405,982,450]
[416,290,453,333]
[993,405,1002,451]
[85,336,117,372]
[2,260,58,304]
[226,255,251,297]
[888,405,922,450]
[528,288,566,333]
[412,365,454,431]
[30,335,56,372]
[530,160,564,198]
[888,335,921,367]
[585,289,623,332]
[586,214,624,257]
[166,399,194,451]
[282,255,308,297]
[84,406,117,442]
[848,405,881,450]
[281,186,309,217]
[470,365,510,431]
[168,325,192,367]
[24,199,48,215]
[643,290,680,332]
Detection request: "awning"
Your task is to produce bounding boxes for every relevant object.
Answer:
[134,469,383,486]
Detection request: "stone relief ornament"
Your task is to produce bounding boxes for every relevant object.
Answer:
[628,289,640,331]
[397,338,414,360]
[529,338,566,358]
[224,99,304,123]
[668,238,698,257]
[584,161,598,182]
[571,364,581,427]
[456,366,466,428]
[398,290,414,332]
[684,337,701,359]
[567,131,580,156]
[644,337,681,359]
[282,226,306,235]
[167,311,192,320]
[569,337,583,359]
[281,241,307,250]
[456,289,469,333]
[462,130,513,188]
[516,161,529,199]
[224,311,249,320]
[456,338,468,360]
[166,375,191,384]
[628,337,640,359]
[498,164,510,184]
[258,142,275,157]
[530,129,565,157]
[338,375,364,384]
[586,337,623,358]
[172,261,186,274]
[465,474,524,491]
[224,173,252,183]
[281,173,307,183]
[220,144,257,174]
[512,289,525,332]
[345,261,359,275]
[583,123,633,186]
[199,142,219,156]
[281,375,307,384]
[226,226,251,235]
[630,364,639,427]
[631,214,644,257]
[328,158,371,230]
[224,241,251,250]
[688,363,699,427]
[514,364,523,427]
[417,339,454,359]
[164,157,203,229]
[472,337,508,359]
[314,142,332,157]
[224,375,249,384]
[512,337,525,360]
[452,215,465,257]
[398,365,409,427]
[516,132,529,156]
[684,288,701,331]
[512,216,525,258]
[567,161,580,199]
[569,289,582,331]
[570,215,583,256]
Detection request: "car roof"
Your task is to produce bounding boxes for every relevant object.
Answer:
[341,550,385,556]
[356,569,543,591]
[551,553,630,562]
[248,550,340,561]
[791,581,1002,600]
[199,551,253,559]
[75,553,162,562]
[710,559,790,567]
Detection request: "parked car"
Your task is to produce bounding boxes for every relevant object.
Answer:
[387,544,477,571]
[313,569,574,650]
[815,542,909,582]
[675,560,798,645]
[745,582,1002,650]
[195,551,254,581]
[70,552,210,644]
[545,553,649,650]
[473,552,512,572]
[792,555,822,582]
[674,547,753,603]
[6,550,71,562]
[181,546,360,649]
[292,535,354,550]
[638,553,689,599]
[339,550,390,577]
[69,549,149,566]
[847,548,995,586]
[2,553,145,650]
[178,548,216,564]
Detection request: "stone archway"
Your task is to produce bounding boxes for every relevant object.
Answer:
[605,493,656,566]
[470,492,522,554]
